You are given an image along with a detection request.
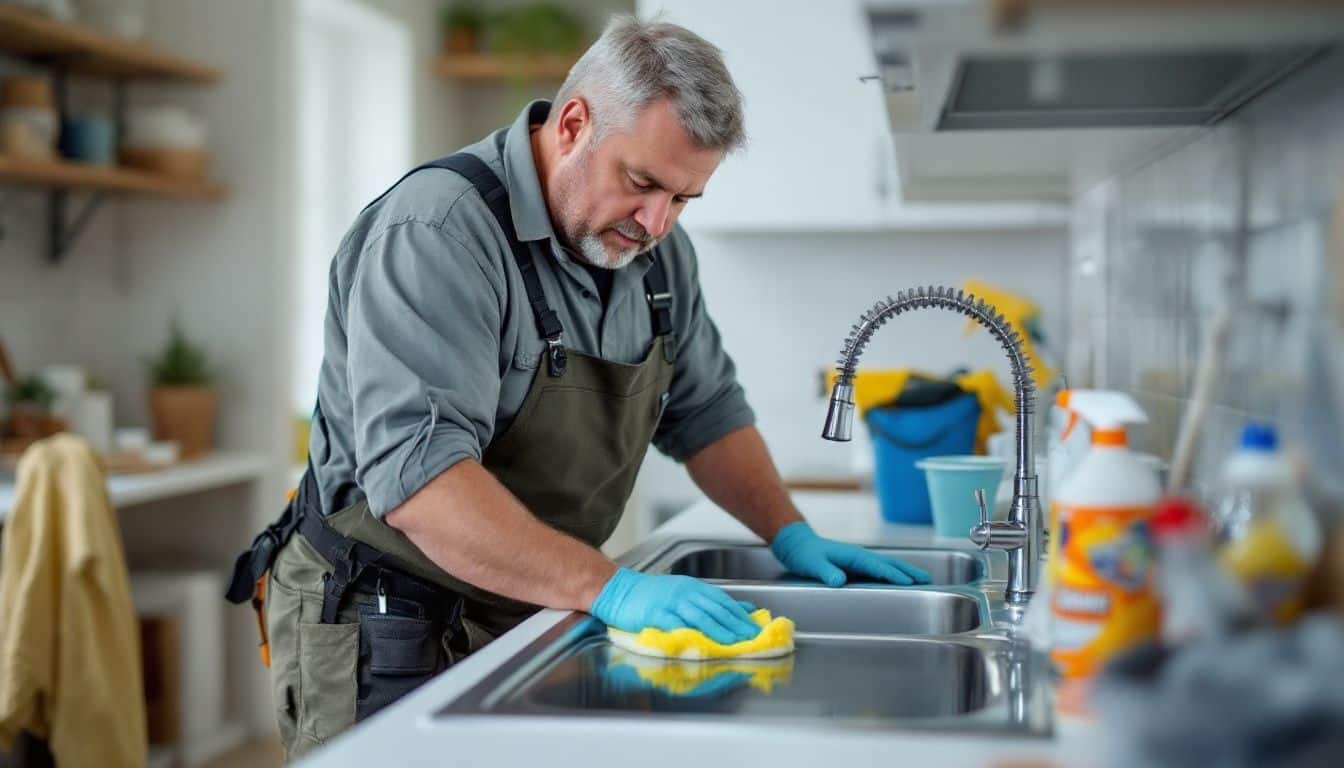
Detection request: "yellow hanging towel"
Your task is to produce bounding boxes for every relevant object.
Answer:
[0,435,147,768]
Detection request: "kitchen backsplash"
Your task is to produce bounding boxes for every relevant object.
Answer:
[1068,48,1344,509]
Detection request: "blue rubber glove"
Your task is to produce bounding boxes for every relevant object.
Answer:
[770,522,932,587]
[590,567,761,645]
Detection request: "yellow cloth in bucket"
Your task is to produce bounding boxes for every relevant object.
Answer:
[822,368,1014,454]
[962,279,1056,391]
[954,368,1016,454]
[606,609,795,660]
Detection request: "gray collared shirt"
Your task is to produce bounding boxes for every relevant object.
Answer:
[310,100,755,518]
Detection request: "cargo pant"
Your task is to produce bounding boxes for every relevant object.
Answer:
[263,531,496,761]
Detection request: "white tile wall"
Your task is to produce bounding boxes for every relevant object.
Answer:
[1069,48,1344,505]
[633,227,1070,520]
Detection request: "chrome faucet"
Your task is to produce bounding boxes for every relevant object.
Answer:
[821,286,1042,604]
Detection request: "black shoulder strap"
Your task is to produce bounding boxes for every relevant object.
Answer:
[363,129,679,375]
[642,249,676,362]
[424,132,567,377]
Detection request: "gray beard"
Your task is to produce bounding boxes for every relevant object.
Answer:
[555,145,645,270]
[576,232,641,269]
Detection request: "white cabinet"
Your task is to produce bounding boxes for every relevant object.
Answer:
[636,0,1069,232]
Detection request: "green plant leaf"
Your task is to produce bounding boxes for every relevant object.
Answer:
[485,3,586,56]
[4,374,56,409]
[147,321,214,387]
[441,1,484,32]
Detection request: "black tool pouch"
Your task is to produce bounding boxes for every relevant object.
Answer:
[355,600,450,721]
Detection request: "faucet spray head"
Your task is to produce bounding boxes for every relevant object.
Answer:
[822,380,855,442]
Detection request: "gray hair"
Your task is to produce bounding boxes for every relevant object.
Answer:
[554,15,746,153]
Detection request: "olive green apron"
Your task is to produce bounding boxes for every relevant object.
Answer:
[323,332,675,636]
[261,142,677,760]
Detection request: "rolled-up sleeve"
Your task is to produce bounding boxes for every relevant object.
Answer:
[346,220,504,517]
[652,230,756,460]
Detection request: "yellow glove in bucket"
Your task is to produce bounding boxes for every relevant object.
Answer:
[606,609,796,660]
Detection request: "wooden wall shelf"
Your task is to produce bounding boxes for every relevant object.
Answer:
[0,156,226,200]
[0,6,219,82]
[435,52,577,82]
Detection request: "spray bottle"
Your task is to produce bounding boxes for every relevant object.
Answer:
[1020,389,1091,649]
[1048,390,1161,679]
[1046,390,1091,507]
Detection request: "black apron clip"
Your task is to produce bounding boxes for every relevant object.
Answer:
[545,336,568,377]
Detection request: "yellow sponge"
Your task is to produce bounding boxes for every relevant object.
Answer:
[608,650,795,696]
[606,609,795,660]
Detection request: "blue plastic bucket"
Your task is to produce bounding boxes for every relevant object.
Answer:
[915,456,1006,538]
[866,393,980,525]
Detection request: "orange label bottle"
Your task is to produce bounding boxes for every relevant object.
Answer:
[1049,503,1160,678]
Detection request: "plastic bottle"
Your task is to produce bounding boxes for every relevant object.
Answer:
[1152,496,1256,645]
[1048,390,1161,679]
[1213,423,1322,625]
[1021,390,1090,651]
[1045,389,1091,543]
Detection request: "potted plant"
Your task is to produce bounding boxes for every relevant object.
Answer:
[484,4,586,104]
[487,4,586,57]
[441,2,484,55]
[3,374,61,440]
[146,322,216,459]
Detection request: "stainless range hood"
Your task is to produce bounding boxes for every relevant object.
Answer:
[868,1,1344,133]
[936,46,1325,130]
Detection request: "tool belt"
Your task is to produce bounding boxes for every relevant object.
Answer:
[226,464,464,666]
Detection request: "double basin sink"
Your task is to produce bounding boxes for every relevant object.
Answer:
[435,539,1052,736]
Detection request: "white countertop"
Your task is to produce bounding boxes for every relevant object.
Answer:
[0,451,271,521]
[298,491,1097,768]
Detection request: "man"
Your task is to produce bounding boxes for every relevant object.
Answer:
[233,15,928,760]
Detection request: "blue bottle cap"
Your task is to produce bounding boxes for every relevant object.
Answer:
[1239,423,1278,452]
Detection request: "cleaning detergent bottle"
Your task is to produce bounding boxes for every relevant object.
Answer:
[1022,389,1101,651]
[1045,389,1091,534]
[1048,391,1161,679]
[1021,390,1096,648]
[1213,423,1322,624]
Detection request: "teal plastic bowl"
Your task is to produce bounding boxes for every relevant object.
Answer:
[914,456,1006,538]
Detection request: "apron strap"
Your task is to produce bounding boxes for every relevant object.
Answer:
[441,131,568,377]
[355,128,681,378]
[642,252,676,363]
[364,131,568,376]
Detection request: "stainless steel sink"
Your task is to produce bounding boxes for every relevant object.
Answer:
[445,620,1002,721]
[431,536,1051,738]
[654,543,986,585]
[723,584,983,635]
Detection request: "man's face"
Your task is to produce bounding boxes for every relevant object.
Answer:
[550,98,724,269]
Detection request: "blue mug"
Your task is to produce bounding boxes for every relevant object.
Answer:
[59,115,116,165]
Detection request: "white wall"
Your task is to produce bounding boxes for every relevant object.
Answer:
[1069,49,1344,506]
[0,62,123,396]
[1,0,301,740]
[294,0,413,414]
[631,228,1069,523]
[129,0,300,738]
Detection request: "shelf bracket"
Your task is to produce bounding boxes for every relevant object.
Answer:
[48,189,107,264]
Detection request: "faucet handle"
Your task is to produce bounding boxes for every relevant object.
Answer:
[969,489,992,550]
